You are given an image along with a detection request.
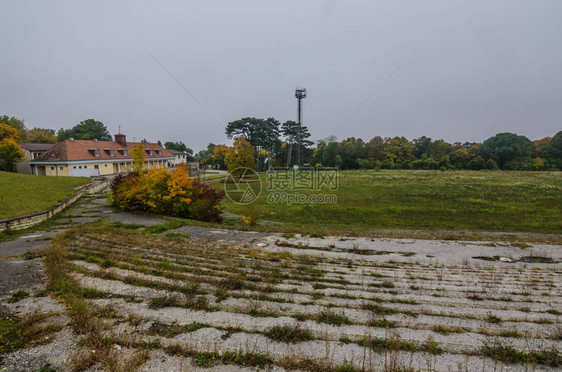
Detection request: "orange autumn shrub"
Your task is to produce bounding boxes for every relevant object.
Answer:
[110,164,224,222]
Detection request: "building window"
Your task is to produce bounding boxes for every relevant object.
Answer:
[79,166,82,169]
[104,164,108,167]
[73,166,77,169]
[94,165,99,169]
[109,149,115,156]
[50,166,55,171]
[84,165,87,169]
[59,166,64,171]
[94,149,100,157]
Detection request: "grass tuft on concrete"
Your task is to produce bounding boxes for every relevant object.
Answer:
[266,325,314,343]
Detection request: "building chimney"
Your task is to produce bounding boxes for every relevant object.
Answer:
[115,133,126,147]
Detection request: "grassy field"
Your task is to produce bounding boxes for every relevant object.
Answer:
[218,170,562,235]
[0,171,89,219]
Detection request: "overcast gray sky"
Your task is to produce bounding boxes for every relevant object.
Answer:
[1,0,561,151]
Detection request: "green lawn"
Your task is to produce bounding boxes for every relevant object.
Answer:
[218,170,562,234]
[0,172,89,219]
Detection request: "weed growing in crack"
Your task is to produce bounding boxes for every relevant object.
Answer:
[432,325,466,334]
[357,333,417,352]
[362,303,398,316]
[480,339,561,367]
[266,325,314,343]
[535,317,554,324]
[486,313,503,324]
[8,290,29,303]
[81,287,105,299]
[0,313,63,353]
[369,280,395,289]
[149,296,180,309]
[187,350,271,368]
[220,326,243,340]
[317,309,352,326]
[368,317,396,329]
[218,277,245,290]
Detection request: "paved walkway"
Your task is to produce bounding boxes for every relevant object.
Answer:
[0,195,110,300]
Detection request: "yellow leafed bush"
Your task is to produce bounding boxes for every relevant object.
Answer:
[110,164,224,222]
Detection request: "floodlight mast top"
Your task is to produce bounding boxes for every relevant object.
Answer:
[295,88,307,166]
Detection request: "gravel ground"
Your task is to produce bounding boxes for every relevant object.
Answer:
[0,327,79,372]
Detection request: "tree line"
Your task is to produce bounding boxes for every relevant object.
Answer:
[195,116,561,171]
[312,132,561,171]
[2,113,560,172]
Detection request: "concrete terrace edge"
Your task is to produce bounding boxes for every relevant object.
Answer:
[0,178,110,233]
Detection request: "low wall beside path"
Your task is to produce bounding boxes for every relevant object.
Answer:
[0,178,110,233]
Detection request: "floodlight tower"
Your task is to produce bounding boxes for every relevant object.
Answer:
[295,88,307,166]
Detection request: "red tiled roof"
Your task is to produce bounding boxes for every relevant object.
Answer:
[33,139,174,162]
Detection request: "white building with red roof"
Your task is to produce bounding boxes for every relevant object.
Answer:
[30,133,174,177]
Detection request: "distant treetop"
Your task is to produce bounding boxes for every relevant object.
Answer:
[57,119,112,142]
[0,115,27,141]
